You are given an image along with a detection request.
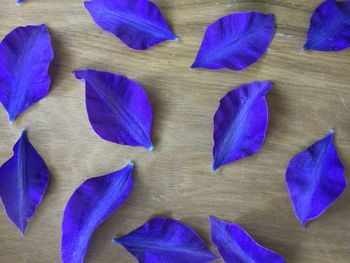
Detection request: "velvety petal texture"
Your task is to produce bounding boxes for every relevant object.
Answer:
[84,0,178,50]
[61,163,134,263]
[0,24,54,122]
[212,81,272,171]
[113,217,217,263]
[210,216,285,263]
[191,12,274,70]
[304,0,350,51]
[286,131,346,226]
[0,130,48,235]
[74,69,153,150]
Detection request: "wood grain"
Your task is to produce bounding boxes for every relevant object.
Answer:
[0,0,350,262]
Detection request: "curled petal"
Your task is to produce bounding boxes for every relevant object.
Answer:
[113,217,217,263]
[84,0,178,50]
[212,81,272,171]
[210,216,285,263]
[191,12,274,70]
[286,131,346,226]
[0,24,54,122]
[304,0,350,51]
[61,163,134,263]
[0,130,49,235]
[74,69,153,150]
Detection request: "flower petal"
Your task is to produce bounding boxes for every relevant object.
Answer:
[304,0,350,51]
[212,81,272,171]
[286,131,346,226]
[0,130,49,235]
[74,69,153,150]
[113,217,217,263]
[61,163,134,263]
[0,24,54,122]
[191,12,274,70]
[210,216,285,263]
[84,0,178,50]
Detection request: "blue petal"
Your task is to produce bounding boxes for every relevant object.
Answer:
[0,24,54,122]
[286,131,346,226]
[73,69,153,150]
[61,163,134,263]
[0,130,49,235]
[212,81,272,171]
[191,12,274,70]
[304,0,350,51]
[113,217,217,263]
[84,0,178,50]
[210,216,285,263]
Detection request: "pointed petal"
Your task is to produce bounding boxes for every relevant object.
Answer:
[0,24,54,122]
[84,0,178,50]
[212,81,272,171]
[0,130,49,235]
[304,0,350,51]
[286,131,346,226]
[61,163,134,263]
[191,12,274,70]
[113,217,217,263]
[73,69,153,150]
[210,216,285,263]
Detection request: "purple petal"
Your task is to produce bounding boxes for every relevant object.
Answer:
[61,163,134,263]
[84,0,178,50]
[0,130,48,235]
[212,81,272,171]
[191,12,274,70]
[286,131,346,226]
[113,217,217,263]
[210,216,285,263]
[73,69,153,150]
[17,0,25,4]
[0,24,54,122]
[304,0,350,51]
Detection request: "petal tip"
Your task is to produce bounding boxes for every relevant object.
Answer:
[190,63,198,70]
[19,225,26,236]
[209,215,217,222]
[20,129,27,138]
[127,162,134,168]
[8,114,17,123]
[211,163,218,172]
[303,42,311,51]
[147,145,154,152]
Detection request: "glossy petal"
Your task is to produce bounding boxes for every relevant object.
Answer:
[113,217,217,263]
[84,0,178,50]
[0,130,48,235]
[212,81,272,171]
[304,0,350,51]
[191,12,274,70]
[0,24,54,122]
[210,216,285,263]
[61,163,134,263]
[286,131,346,226]
[74,69,153,150]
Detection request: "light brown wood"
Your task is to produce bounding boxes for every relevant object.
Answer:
[0,0,350,262]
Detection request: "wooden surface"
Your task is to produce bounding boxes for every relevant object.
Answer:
[0,0,350,262]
